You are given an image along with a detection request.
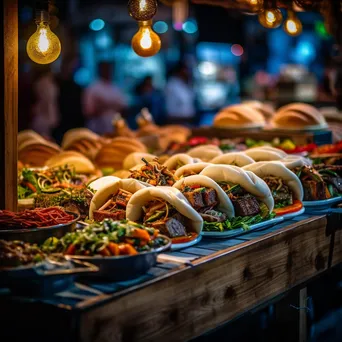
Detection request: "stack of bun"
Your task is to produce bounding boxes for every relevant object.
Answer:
[213,104,266,129]
[242,100,274,120]
[45,151,97,175]
[61,128,104,161]
[271,103,327,130]
[95,137,147,170]
[18,130,61,167]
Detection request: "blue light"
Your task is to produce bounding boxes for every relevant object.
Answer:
[153,21,168,34]
[95,32,112,49]
[74,68,92,86]
[182,20,198,34]
[89,19,105,31]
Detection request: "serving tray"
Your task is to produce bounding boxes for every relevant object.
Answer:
[201,216,284,239]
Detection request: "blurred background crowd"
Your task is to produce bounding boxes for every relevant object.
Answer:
[18,0,341,143]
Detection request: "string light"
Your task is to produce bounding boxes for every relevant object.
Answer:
[131,20,161,57]
[283,10,302,36]
[128,0,158,21]
[238,0,264,12]
[26,10,61,64]
[258,8,283,29]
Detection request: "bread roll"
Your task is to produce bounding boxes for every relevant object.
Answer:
[123,152,157,170]
[271,103,327,130]
[214,104,266,129]
[244,148,284,162]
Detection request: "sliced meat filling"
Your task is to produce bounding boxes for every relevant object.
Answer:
[302,180,330,201]
[93,209,126,222]
[142,200,188,238]
[232,196,260,217]
[93,188,132,222]
[263,176,293,207]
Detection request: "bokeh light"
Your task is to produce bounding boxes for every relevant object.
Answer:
[182,20,198,34]
[198,61,218,76]
[173,22,183,31]
[231,44,244,56]
[89,19,105,31]
[153,21,168,34]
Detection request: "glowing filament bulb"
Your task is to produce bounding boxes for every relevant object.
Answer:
[140,0,147,11]
[26,20,61,64]
[258,8,283,29]
[37,28,49,53]
[266,11,276,23]
[284,11,302,36]
[140,28,152,49]
[131,20,161,57]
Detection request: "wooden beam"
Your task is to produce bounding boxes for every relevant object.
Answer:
[0,0,18,210]
[79,216,328,342]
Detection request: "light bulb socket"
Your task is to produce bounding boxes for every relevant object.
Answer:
[35,9,50,24]
[137,20,153,27]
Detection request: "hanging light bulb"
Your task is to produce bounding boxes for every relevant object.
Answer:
[26,11,61,64]
[283,10,302,36]
[258,8,283,29]
[131,20,161,57]
[128,0,158,21]
[237,0,264,13]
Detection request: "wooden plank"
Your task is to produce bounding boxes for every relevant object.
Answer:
[78,216,328,342]
[0,0,18,210]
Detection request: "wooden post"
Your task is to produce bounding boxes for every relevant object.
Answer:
[0,0,18,210]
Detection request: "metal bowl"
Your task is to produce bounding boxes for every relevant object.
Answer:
[69,235,172,281]
[0,258,98,296]
[0,212,79,244]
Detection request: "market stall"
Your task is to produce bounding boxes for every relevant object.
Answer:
[1,1,342,342]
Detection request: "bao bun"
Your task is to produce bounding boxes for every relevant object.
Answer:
[45,151,96,174]
[214,104,266,129]
[174,162,211,179]
[126,186,203,234]
[211,152,255,167]
[173,175,235,217]
[163,153,194,171]
[243,162,304,201]
[187,145,222,162]
[123,152,157,170]
[271,103,328,130]
[244,148,285,162]
[200,164,274,213]
[89,178,147,220]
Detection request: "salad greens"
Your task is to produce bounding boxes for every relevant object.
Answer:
[42,219,169,256]
[203,202,276,232]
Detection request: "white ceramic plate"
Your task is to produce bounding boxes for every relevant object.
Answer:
[201,216,284,239]
[171,234,202,250]
[303,197,342,210]
[279,207,305,220]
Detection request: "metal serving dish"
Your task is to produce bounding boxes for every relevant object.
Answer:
[0,257,98,296]
[69,235,172,281]
[0,212,79,244]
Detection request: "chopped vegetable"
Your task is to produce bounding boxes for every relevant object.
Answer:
[273,200,303,216]
[42,219,169,257]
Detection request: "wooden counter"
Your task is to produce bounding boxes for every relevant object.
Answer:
[1,211,341,342]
